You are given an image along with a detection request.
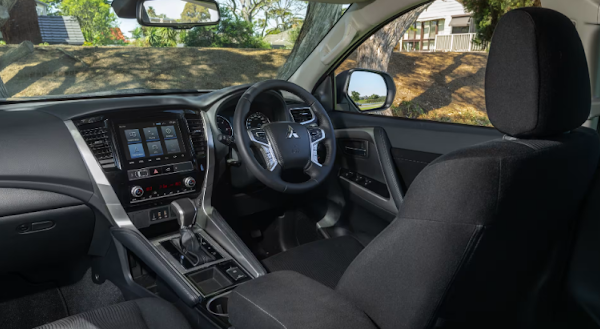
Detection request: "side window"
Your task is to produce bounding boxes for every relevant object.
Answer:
[336,0,492,127]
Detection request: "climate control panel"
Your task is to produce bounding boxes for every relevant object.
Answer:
[128,174,199,204]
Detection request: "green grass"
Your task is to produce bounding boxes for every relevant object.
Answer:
[359,104,384,111]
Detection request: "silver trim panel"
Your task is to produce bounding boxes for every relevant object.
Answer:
[66,120,136,229]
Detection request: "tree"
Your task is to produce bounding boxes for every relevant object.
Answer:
[185,8,269,48]
[181,2,210,22]
[60,0,118,45]
[0,0,42,44]
[351,91,360,102]
[355,4,428,72]
[277,2,342,79]
[462,0,541,43]
[221,0,271,25]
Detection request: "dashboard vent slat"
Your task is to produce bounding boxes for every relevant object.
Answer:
[186,118,206,158]
[290,108,314,124]
[79,126,116,170]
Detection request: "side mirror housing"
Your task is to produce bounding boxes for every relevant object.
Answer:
[335,68,396,112]
[136,0,220,29]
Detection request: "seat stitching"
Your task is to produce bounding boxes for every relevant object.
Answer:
[234,291,288,329]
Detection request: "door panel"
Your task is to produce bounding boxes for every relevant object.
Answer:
[330,110,502,216]
[391,148,441,190]
[335,127,403,219]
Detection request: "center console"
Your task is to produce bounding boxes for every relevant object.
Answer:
[70,107,262,328]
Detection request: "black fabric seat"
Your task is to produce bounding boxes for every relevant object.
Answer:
[231,8,600,329]
[261,235,364,288]
[35,298,192,329]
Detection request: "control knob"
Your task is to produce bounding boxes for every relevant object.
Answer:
[131,186,144,198]
[184,177,196,188]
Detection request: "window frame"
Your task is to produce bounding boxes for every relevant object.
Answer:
[315,1,493,129]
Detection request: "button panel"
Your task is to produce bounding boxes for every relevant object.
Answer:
[127,161,194,181]
[150,207,170,221]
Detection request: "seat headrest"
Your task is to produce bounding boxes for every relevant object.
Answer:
[485,7,590,138]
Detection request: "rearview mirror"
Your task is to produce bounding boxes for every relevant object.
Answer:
[137,0,220,28]
[335,69,396,112]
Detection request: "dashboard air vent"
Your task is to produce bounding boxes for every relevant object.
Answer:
[290,108,314,124]
[79,127,116,169]
[186,117,207,158]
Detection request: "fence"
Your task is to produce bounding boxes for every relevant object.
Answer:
[434,33,487,52]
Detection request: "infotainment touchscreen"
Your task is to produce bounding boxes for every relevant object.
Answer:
[117,119,188,166]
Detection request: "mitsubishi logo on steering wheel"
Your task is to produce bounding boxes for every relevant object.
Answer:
[286,125,299,139]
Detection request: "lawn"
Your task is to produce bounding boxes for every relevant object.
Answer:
[0,46,489,126]
[338,51,490,126]
[358,103,385,111]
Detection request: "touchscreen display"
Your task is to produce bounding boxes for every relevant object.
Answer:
[118,120,187,164]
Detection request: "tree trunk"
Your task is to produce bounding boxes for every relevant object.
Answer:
[356,4,429,72]
[0,0,42,45]
[277,2,342,80]
[354,3,429,115]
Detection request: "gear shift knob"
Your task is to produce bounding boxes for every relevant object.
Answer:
[170,198,197,228]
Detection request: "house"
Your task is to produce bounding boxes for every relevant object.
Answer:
[38,16,85,45]
[35,0,48,16]
[263,30,294,49]
[399,0,485,52]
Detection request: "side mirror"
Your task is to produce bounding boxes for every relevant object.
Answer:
[137,0,220,28]
[335,69,396,112]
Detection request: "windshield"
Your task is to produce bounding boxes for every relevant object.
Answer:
[0,0,348,100]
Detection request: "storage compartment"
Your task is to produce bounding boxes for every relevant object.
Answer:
[206,291,230,317]
[187,267,233,295]
[0,204,95,273]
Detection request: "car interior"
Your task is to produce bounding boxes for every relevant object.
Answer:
[3,0,600,328]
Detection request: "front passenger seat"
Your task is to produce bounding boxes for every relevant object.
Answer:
[229,7,600,329]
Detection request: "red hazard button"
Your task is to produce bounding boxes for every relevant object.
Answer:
[150,167,162,176]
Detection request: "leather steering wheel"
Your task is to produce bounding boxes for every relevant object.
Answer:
[233,80,336,194]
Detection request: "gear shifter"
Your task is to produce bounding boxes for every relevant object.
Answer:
[171,198,212,266]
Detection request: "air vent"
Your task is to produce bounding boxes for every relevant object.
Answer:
[79,127,116,169]
[290,108,314,124]
[186,118,207,158]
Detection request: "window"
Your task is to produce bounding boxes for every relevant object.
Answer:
[335,9,490,127]
[452,26,470,34]
[400,18,445,52]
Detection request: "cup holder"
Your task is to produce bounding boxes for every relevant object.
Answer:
[206,291,230,317]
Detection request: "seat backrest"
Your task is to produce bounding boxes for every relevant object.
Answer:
[335,7,600,329]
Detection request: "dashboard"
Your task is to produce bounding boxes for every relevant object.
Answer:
[213,91,289,138]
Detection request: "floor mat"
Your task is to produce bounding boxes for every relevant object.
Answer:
[59,269,125,316]
[0,277,67,329]
[0,268,125,329]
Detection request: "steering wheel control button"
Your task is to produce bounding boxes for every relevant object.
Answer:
[184,177,196,188]
[131,186,144,198]
[225,266,248,281]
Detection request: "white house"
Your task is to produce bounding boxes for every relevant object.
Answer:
[35,0,49,16]
[399,0,484,52]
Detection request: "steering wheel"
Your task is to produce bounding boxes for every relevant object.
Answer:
[233,80,336,194]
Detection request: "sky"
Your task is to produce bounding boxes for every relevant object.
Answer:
[348,71,388,98]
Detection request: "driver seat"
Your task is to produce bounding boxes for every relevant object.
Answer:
[247,7,600,327]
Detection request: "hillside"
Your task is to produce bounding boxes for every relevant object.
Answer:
[0,46,488,125]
